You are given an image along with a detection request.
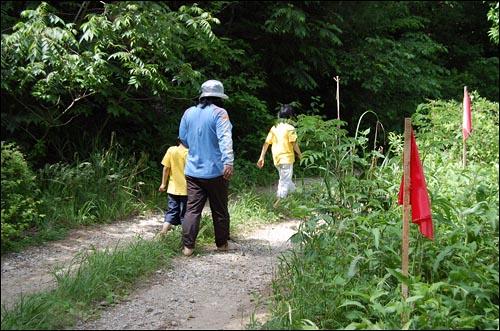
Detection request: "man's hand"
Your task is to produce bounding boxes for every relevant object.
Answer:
[223,164,234,180]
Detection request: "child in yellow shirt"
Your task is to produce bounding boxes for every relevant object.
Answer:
[158,138,188,235]
[257,104,302,208]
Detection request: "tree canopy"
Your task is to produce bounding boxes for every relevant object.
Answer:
[1,1,498,167]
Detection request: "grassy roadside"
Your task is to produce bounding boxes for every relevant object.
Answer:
[0,187,300,330]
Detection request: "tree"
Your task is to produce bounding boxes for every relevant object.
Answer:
[487,1,499,45]
[2,1,497,167]
[1,2,223,163]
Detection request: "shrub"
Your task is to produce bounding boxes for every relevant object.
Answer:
[1,141,44,250]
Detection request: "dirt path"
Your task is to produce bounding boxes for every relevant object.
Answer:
[1,212,300,330]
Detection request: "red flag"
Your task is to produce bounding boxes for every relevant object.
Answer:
[463,88,472,140]
[398,129,434,240]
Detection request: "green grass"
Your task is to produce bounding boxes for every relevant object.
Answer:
[1,235,176,329]
[251,97,499,330]
[0,188,289,330]
[2,96,498,330]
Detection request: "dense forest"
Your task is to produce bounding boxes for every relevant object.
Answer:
[1,1,499,168]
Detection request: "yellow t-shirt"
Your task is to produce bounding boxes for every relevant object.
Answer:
[265,122,298,166]
[161,145,188,196]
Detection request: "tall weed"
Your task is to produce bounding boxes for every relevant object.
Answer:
[37,140,150,228]
[1,236,175,330]
[260,95,499,330]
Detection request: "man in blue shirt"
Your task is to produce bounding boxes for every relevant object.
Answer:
[179,79,234,256]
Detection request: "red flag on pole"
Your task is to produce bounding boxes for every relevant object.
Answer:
[398,128,434,240]
[463,87,472,140]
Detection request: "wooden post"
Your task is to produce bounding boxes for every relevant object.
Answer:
[334,76,340,121]
[334,76,342,156]
[463,86,467,169]
[401,118,412,324]
[463,141,467,169]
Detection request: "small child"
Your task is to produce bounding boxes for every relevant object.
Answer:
[158,137,188,235]
[257,104,302,208]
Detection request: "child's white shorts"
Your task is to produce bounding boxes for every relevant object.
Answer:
[276,163,295,199]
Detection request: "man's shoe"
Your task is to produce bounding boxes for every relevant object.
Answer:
[217,243,228,251]
[183,246,194,256]
[217,241,239,251]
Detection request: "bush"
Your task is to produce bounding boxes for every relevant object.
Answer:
[1,141,44,251]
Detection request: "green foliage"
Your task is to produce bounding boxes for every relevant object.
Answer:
[1,236,175,330]
[336,1,449,131]
[1,1,220,101]
[0,1,497,326]
[0,1,230,162]
[420,1,499,103]
[1,94,497,329]
[0,137,159,253]
[225,83,274,162]
[259,95,499,330]
[262,2,342,91]
[296,114,347,198]
[1,1,497,170]
[0,181,289,330]
[232,158,276,191]
[487,1,499,45]
[295,111,388,210]
[36,137,150,228]
[412,91,499,165]
[1,141,44,251]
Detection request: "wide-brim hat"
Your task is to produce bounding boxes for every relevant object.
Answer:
[199,79,229,99]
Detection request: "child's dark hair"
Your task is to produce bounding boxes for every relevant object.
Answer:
[278,104,294,119]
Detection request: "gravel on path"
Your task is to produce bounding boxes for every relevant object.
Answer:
[1,213,300,330]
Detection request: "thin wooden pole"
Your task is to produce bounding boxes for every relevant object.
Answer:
[463,141,467,169]
[463,86,467,169]
[401,118,412,325]
[334,76,342,160]
[334,76,340,121]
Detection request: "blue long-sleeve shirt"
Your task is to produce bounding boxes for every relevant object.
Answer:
[179,104,234,179]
